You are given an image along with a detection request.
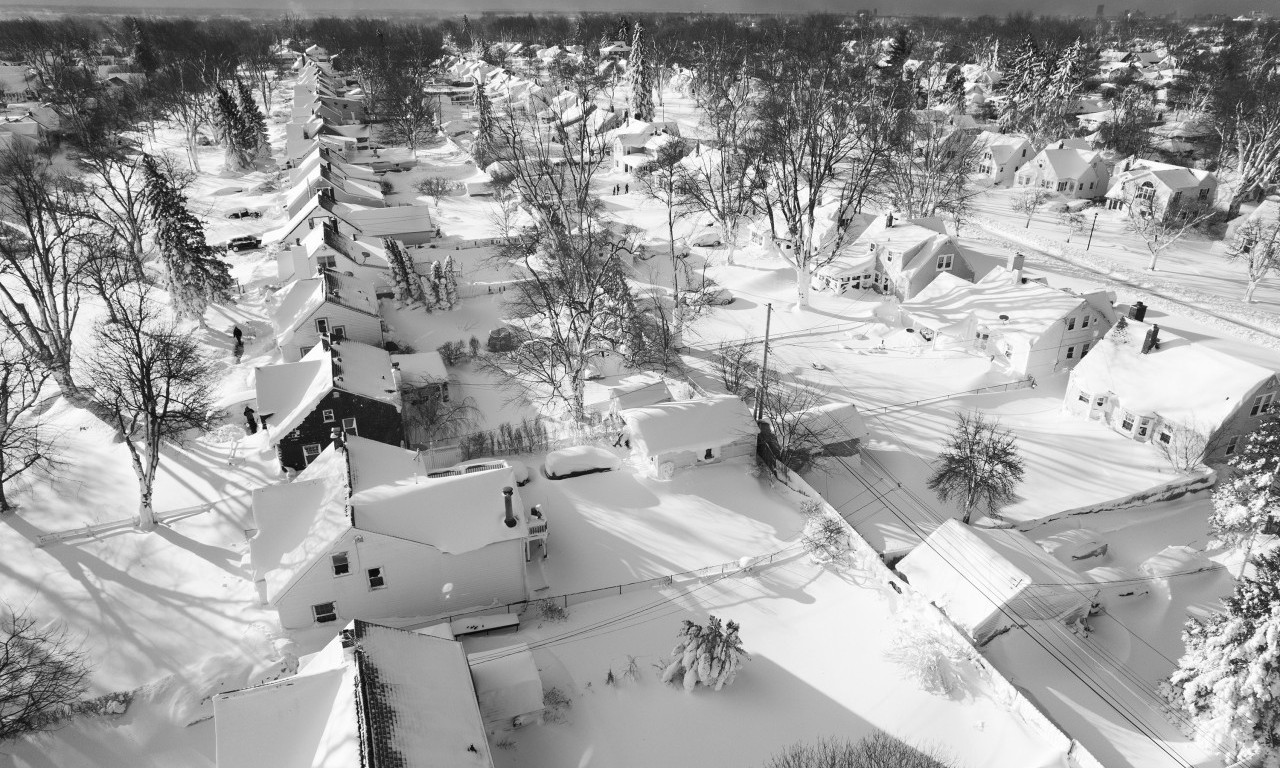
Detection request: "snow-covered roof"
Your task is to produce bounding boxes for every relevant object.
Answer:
[622,396,757,456]
[974,131,1031,165]
[255,340,401,442]
[467,643,544,724]
[584,371,671,412]
[270,271,379,347]
[392,351,448,383]
[1105,158,1215,199]
[349,463,526,554]
[902,268,1098,345]
[333,201,434,237]
[344,434,431,494]
[1034,147,1102,180]
[250,445,352,601]
[814,246,876,279]
[1070,320,1276,430]
[898,520,1095,645]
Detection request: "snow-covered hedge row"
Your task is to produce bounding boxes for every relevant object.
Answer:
[1016,467,1217,531]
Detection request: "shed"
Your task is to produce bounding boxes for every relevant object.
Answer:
[621,396,758,479]
[467,643,545,732]
[897,520,1098,645]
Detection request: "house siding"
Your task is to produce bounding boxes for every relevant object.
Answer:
[275,391,403,471]
[281,304,384,362]
[273,529,527,629]
[637,434,756,477]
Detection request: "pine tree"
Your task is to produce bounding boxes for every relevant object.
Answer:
[628,22,655,121]
[1049,38,1089,101]
[660,615,747,692]
[1162,549,1280,766]
[236,77,270,161]
[214,84,253,173]
[443,254,459,307]
[883,27,914,79]
[460,15,474,52]
[1209,411,1280,551]
[382,237,426,306]
[141,155,234,323]
[473,80,496,167]
[429,260,446,308]
[1113,315,1130,344]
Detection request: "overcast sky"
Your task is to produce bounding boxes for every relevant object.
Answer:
[9,0,1262,17]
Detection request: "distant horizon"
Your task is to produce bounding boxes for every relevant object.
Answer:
[0,0,1268,20]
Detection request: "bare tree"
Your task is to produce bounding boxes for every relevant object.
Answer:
[0,605,90,741]
[0,146,94,395]
[1154,420,1213,473]
[150,59,219,171]
[1010,188,1050,228]
[0,340,56,512]
[875,113,983,220]
[83,292,217,531]
[402,390,481,446]
[927,411,1026,524]
[1124,197,1217,271]
[765,731,954,768]
[760,376,843,475]
[714,339,759,398]
[1216,101,1280,214]
[76,147,151,267]
[635,137,692,296]
[1225,219,1280,302]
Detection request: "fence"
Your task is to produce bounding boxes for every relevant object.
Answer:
[399,549,796,629]
[857,377,1036,416]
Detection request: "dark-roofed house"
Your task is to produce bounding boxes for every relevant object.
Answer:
[212,619,495,767]
[271,270,384,362]
[254,339,404,471]
[247,437,540,628]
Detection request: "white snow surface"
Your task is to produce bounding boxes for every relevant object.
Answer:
[544,446,623,478]
[621,395,757,456]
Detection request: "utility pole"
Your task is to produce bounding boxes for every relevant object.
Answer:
[1086,212,1099,250]
[755,303,773,421]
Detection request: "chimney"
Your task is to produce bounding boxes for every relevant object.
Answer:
[1141,324,1160,354]
[502,487,517,528]
[1007,251,1025,279]
[1128,301,1147,322]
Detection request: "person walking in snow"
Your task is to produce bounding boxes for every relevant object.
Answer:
[243,405,258,434]
[232,326,243,343]
[233,340,245,364]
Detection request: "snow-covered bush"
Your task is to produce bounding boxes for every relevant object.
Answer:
[542,686,572,723]
[659,615,747,692]
[765,731,954,768]
[801,501,850,564]
[884,624,974,697]
[534,598,569,623]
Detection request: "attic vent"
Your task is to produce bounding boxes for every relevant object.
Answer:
[999,314,1010,322]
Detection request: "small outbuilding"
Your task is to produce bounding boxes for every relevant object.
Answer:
[467,643,545,733]
[621,396,758,479]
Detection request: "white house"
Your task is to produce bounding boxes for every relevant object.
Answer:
[897,520,1098,646]
[1064,320,1279,464]
[1015,146,1109,199]
[853,215,986,300]
[972,131,1033,186]
[271,270,383,362]
[248,436,544,629]
[621,396,758,479]
[212,619,494,768]
[899,258,1116,379]
[1105,157,1217,220]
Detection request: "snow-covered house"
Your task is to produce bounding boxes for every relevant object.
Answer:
[1015,146,1109,199]
[899,258,1116,379]
[1063,320,1279,463]
[972,131,1033,186]
[212,619,494,768]
[856,215,984,300]
[1104,158,1217,220]
[608,119,680,173]
[248,437,541,629]
[584,371,673,418]
[0,65,35,100]
[897,520,1098,646]
[254,339,404,471]
[270,270,383,362]
[621,396,758,479]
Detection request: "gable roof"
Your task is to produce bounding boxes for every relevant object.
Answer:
[270,271,380,347]
[975,131,1031,165]
[622,395,757,455]
[1035,148,1102,180]
[255,340,400,441]
[1070,320,1276,430]
[902,268,1095,344]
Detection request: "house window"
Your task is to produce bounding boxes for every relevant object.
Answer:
[1066,317,1077,331]
[1138,416,1152,438]
[342,417,358,436]
[315,318,330,334]
[1021,148,1026,157]
[331,326,347,341]
[1078,392,1089,403]
[303,443,322,463]
[1066,346,1076,359]
[313,602,338,623]
[1251,392,1275,416]
[1081,342,1091,356]
[1121,412,1135,431]
[1172,190,1183,206]
[367,567,386,589]
[1057,180,1069,192]
[703,448,714,460]
[331,552,350,576]
[1136,183,1156,205]
[317,254,337,269]
[1226,435,1240,455]
[1199,187,1210,200]
[1158,428,1173,445]
[322,409,335,423]
[936,253,953,271]
[1082,315,1091,329]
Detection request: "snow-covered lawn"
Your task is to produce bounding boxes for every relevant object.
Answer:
[465,561,1073,768]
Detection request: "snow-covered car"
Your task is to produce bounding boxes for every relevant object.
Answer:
[225,235,263,252]
[225,207,262,220]
[689,230,723,247]
[544,446,621,479]
[486,326,525,353]
[1138,545,1217,579]
[1085,565,1151,606]
[1040,529,1109,563]
[679,286,735,307]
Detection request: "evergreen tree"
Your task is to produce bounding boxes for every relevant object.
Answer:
[382,237,426,306]
[1162,549,1280,766]
[1049,38,1090,101]
[214,84,253,173]
[1112,315,1130,344]
[660,615,747,692]
[1209,411,1280,551]
[236,77,270,161]
[473,80,496,168]
[883,27,914,80]
[629,22,655,122]
[141,155,234,323]
[459,15,474,52]
[443,254,459,308]
[429,260,446,308]
[615,17,631,43]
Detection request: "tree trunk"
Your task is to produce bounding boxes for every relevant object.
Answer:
[961,506,972,525]
[723,222,737,266]
[49,361,77,400]
[1147,250,1160,271]
[1246,279,1259,303]
[795,261,812,307]
[136,494,156,532]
